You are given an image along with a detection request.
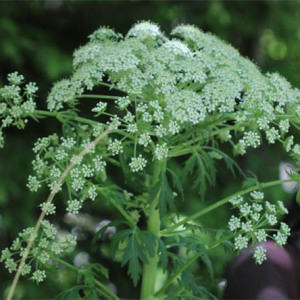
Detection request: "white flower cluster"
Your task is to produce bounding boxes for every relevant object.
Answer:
[129,155,147,172]
[92,101,107,115]
[66,199,83,214]
[228,192,290,264]
[0,72,38,148]
[30,21,300,187]
[0,220,77,282]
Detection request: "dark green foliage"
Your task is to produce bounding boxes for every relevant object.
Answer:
[149,172,174,215]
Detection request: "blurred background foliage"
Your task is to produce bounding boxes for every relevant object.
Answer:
[0,1,300,298]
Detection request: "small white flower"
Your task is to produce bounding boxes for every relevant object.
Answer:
[241,220,253,232]
[155,124,167,138]
[255,229,267,243]
[293,144,300,155]
[273,232,287,246]
[124,111,135,123]
[108,139,123,156]
[127,21,162,39]
[280,222,291,236]
[279,119,290,133]
[229,196,243,206]
[25,82,38,95]
[265,201,276,213]
[253,246,267,264]
[250,212,260,222]
[155,143,168,160]
[27,175,41,192]
[31,270,46,283]
[92,102,107,114]
[93,155,106,172]
[116,96,131,109]
[277,201,288,214]
[88,185,97,201]
[7,72,24,85]
[239,203,252,217]
[50,166,61,179]
[127,123,138,133]
[266,213,277,226]
[252,203,263,212]
[40,202,56,215]
[284,136,294,152]
[138,133,151,147]
[81,164,94,178]
[243,131,261,148]
[162,40,191,57]
[228,215,240,231]
[168,120,180,135]
[66,199,83,214]
[250,191,264,201]
[234,235,249,250]
[129,155,147,172]
[266,127,280,144]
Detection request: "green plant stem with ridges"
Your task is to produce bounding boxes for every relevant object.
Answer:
[34,110,132,139]
[76,94,120,100]
[35,110,99,126]
[140,163,162,300]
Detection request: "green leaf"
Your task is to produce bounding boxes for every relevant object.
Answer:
[90,263,109,280]
[183,150,216,199]
[242,172,260,189]
[205,147,246,179]
[112,228,152,286]
[149,172,174,214]
[85,290,99,300]
[167,168,184,201]
[139,231,157,257]
[121,230,148,286]
[296,188,300,205]
[158,239,168,271]
[55,285,87,300]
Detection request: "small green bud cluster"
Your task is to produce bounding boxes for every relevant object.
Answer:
[228,192,290,264]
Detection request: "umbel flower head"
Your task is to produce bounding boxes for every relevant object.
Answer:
[43,21,300,161]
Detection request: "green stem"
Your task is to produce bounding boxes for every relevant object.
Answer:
[161,179,292,236]
[76,94,120,100]
[169,124,242,157]
[34,110,131,139]
[97,81,126,92]
[35,110,99,126]
[140,163,162,300]
[96,187,136,227]
[54,257,120,300]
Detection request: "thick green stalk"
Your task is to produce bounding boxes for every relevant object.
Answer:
[140,164,162,300]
